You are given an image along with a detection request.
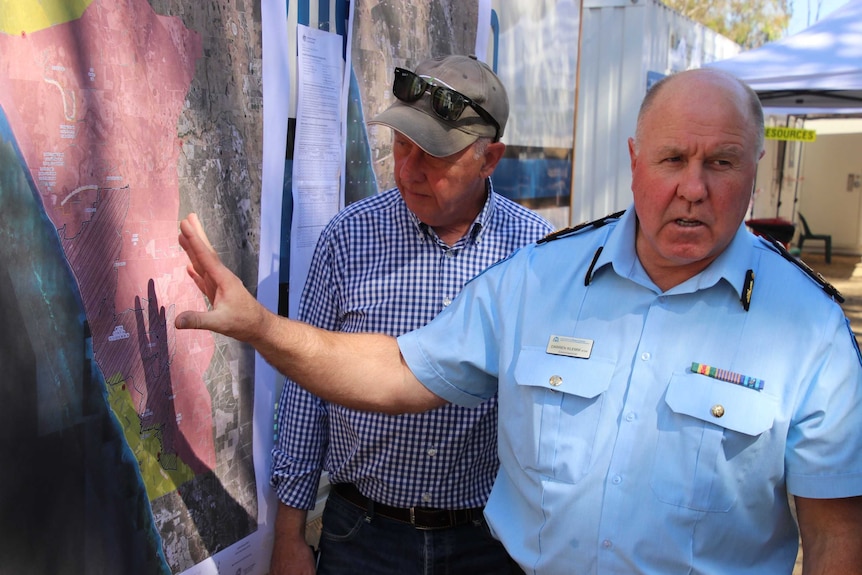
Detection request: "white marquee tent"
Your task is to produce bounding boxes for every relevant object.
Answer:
[708,0,862,114]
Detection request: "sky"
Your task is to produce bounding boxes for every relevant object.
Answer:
[787,0,852,35]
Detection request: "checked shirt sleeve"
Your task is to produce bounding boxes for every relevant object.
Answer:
[269,230,341,509]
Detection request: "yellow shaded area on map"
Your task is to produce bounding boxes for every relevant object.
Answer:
[0,0,93,35]
[106,373,195,501]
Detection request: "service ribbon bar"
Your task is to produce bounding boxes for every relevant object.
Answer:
[691,362,764,391]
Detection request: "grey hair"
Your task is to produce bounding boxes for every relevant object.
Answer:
[472,136,493,159]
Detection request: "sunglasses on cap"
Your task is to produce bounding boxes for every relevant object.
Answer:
[392,67,501,142]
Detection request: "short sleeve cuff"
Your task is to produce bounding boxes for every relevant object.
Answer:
[397,330,489,408]
[787,471,862,499]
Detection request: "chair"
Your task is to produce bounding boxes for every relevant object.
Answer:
[797,213,832,264]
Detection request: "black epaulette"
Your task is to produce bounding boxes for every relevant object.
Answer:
[537,209,626,244]
[758,234,844,303]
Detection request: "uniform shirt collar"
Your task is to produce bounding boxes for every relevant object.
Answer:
[599,204,754,298]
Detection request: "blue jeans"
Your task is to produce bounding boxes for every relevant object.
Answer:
[316,489,523,575]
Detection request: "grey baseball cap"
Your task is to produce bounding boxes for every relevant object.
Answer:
[368,55,508,157]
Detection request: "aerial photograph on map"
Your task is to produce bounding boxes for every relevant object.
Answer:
[0,0,263,573]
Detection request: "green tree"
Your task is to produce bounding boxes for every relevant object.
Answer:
[662,0,791,48]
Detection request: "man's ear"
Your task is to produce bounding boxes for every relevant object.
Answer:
[627,137,638,172]
[481,141,506,177]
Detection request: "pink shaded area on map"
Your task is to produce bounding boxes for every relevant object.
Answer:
[0,1,215,473]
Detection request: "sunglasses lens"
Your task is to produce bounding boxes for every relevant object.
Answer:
[391,67,499,140]
[430,87,465,121]
[393,69,426,102]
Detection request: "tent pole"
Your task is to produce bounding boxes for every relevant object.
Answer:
[791,115,805,223]
[775,116,790,218]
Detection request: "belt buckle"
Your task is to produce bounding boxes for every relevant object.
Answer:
[410,506,440,530]
[410,507,437,529]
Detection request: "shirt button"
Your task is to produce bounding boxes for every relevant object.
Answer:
[641,352,651,361]
[602,539,613,549]
[421,492,432,503]
[611,475,622,485]
[711,404,726,418]
[427,447,437,457]
[444,250,455,258]
[625,412,636,422]
[549,375,563,387]
[442,297,452,307]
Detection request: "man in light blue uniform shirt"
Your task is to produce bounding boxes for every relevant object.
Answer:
[400,202,860,573]
[175,68,862,574]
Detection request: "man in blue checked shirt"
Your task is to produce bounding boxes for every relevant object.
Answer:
[267,55,553,574]
[176,68,862,574]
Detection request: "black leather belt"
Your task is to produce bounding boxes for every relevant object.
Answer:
[331,482,484,530]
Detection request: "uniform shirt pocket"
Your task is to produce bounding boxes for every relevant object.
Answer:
[651,371,778,512]
[510,348,615,483]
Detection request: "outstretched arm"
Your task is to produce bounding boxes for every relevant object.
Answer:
[175,213,445,414]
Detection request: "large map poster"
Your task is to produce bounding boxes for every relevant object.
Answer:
[0,1,267,573]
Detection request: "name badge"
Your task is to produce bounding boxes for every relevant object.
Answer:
[546,335,593,359]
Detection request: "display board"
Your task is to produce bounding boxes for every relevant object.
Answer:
[0,1,269,573]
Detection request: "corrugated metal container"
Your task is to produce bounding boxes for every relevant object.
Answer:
[572,0,741,224]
